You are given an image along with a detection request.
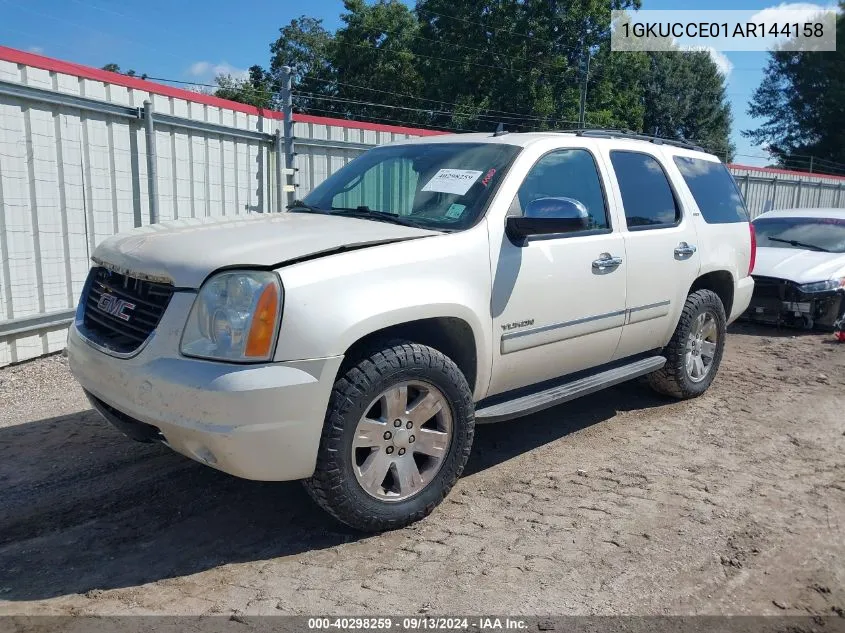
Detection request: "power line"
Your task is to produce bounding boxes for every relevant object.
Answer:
[295,106,481,133]
[295,81,584,126]
[142,73,584,128]
[292,92,579,131]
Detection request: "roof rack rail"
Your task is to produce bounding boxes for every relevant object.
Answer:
[571,129,705,152]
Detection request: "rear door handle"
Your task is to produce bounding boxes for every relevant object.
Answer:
[674,242,697,257]
[592,253,623,271]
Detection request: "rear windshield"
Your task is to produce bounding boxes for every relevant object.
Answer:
[753,216,845,253]
[673,157,749,224]
[302,143,522,230]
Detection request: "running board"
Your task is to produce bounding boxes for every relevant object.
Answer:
[475,356,666,424]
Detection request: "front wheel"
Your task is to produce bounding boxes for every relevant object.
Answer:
[304,341,475,532]
[648,289,727,399]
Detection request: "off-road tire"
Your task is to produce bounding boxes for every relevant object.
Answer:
[303,341,475,532]
[648,289,727,399]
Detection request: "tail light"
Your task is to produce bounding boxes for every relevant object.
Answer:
[748,223,757,275]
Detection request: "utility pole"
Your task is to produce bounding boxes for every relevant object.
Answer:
[143,100,159,224]
[280,66,295,207]
[578,49,591,129]
[809,156,814,173]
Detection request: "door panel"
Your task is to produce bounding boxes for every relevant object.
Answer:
[614,226,700,359]
[486,147,627,397]
[602,149,701,359]
[489,233,627,394]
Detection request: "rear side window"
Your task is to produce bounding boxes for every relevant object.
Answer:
[673,157,749,224]
[610,151,680,228]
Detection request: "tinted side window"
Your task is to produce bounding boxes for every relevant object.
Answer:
[673,156,749,224]
[516,149,609,230]
[610,151,680,228]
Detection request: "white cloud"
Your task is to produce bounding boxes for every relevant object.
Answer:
[188,61,211,76]
[749,2,839,26]
[704,47,734,76]
[28,46,44,54]
[187,61,248,81]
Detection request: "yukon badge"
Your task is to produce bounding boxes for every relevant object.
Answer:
[96,294,136,322]
[501,319,534,332]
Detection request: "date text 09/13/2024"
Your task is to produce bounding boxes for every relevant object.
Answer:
[307,618,529,630]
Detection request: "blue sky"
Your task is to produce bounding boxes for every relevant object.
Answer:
[0,0,836,166]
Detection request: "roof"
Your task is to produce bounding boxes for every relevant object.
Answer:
[754,208,845,220]
[386,130,720,159]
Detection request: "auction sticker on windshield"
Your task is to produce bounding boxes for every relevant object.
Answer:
[422,169,483,195]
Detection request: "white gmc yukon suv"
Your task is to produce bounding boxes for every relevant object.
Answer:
[68,130,756,531]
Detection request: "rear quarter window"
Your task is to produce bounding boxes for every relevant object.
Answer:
[673,157,749,224]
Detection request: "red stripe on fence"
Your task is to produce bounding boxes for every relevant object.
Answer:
[729,163,845,183]
[0,46,450,136]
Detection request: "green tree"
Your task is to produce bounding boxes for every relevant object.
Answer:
[214,65,274,109]
[328,0,424,123]
[641,51,733,160]
[269,16,337,111]
[412,0,644,131]
[743,5,845,171]
[101,63,147,80]
[255,0,733,146]
[268,3,423,123]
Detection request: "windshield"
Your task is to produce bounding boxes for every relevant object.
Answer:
[753,216,845,253]
[299,142,521,230]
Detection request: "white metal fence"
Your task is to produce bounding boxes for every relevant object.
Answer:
[1,46,844,366]
[0,48,430,366]
[731,166,845,218]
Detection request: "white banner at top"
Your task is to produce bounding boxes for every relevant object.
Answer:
[611,8,838,52]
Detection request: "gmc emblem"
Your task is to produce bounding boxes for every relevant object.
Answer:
[96,294,136,321]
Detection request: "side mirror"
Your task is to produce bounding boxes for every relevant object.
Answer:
[506,197,590,241]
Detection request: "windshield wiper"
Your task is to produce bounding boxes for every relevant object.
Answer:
[766,236,831,252]
[330,206,425,228]
[287,200,327,214]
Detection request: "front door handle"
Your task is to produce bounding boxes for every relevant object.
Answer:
[674,242,697,257]
[592,253,623,271]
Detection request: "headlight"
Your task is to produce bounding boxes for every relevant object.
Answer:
[799,278,845,293]
[181,271,282,362]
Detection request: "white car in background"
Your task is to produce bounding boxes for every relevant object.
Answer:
[745,208,845,329]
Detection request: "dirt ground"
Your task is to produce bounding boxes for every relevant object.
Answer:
[0,323,843,617]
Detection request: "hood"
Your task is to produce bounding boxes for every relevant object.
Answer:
[753,247,845,284]
[92,212,437,288]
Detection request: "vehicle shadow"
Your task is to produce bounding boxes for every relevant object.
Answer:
[0,382,669,602]
[728,321,826,338]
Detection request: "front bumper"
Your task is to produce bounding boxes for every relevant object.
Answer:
[742,276,844,329]
[67,297,343,481]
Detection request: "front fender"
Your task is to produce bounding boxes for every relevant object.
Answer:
[274,229,494,399]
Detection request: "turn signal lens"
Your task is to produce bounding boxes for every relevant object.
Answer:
[245,283,280,358]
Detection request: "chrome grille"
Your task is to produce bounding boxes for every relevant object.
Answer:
[81,267,174,354]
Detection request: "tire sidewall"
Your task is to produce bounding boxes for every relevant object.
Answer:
[322,348,474,526]
[676,292,727,396]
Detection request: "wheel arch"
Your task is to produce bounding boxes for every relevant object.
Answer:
[688,270,735,318]
[338,316,482,398]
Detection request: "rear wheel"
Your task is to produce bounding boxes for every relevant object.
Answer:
[648,289,726,399]
[304,341,475,532]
